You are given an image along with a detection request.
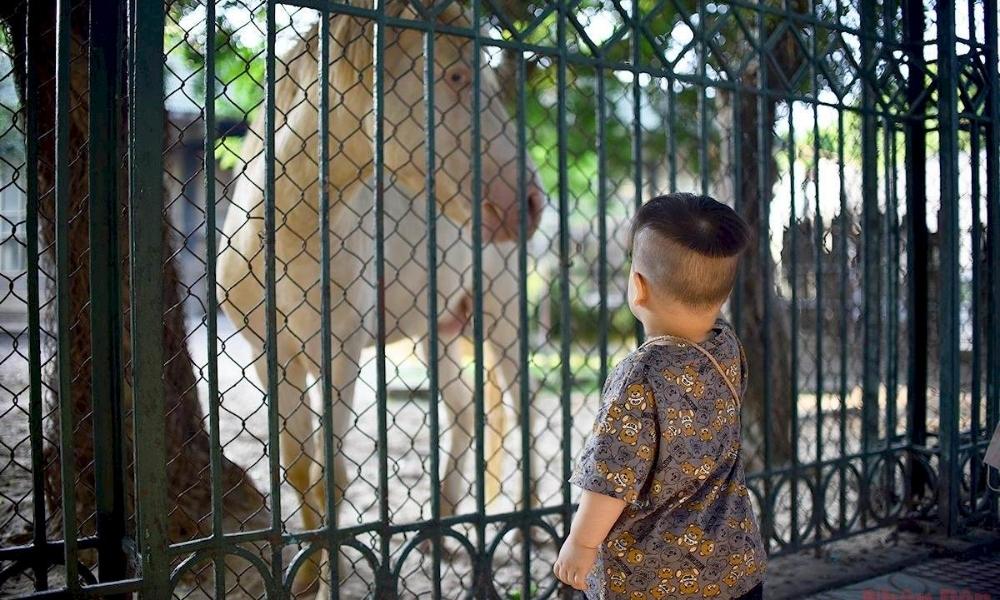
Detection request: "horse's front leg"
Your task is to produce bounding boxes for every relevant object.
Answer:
[435,336,473,518]
[488,323,546,513]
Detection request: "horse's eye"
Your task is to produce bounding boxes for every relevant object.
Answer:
[444,65,470,90]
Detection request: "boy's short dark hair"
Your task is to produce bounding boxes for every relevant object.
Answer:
[629,192,751,309]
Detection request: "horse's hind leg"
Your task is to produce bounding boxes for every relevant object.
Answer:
[308,339,363,596]
[250,350,324,593]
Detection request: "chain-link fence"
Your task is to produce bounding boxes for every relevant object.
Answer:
[0,0,998,598]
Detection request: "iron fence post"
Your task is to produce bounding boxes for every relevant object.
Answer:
[129,0,170,594]
[23,0,48,590]
[983,0,1000,519]
[902,0,929,506]
[89,0,127,588]
[859,0,881,529]
[54,0,78,588]
[935,0,961,537]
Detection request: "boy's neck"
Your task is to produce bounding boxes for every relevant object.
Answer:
[640,309,720,344]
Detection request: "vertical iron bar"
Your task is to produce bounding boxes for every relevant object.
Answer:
[859,0,880,527]
[130,0,169,593]
[788,102,800,547]
[54,0,77,588]
[470,3,487,598]
[89,0,127,586]
[884,115,900,515]
[630,0,643,343]
[731,86,742,334]
[262,1,285,593]
[667,78,677,192]
[936,0,961,536]
[984,0,1000,519]
[422,16,442,600]
[810,0,825,544]
[596,69,608,392]
[697,0,708,195]
[24,0,48,589]
[836,108,848,531]
[556,3,572,599]
[372,1,392,596]
[902,0,928,504]
[970,120,982,512]
[755,7,774,545]
[318,8,340,598]
[517,54,532,600]
[203,0,226,596]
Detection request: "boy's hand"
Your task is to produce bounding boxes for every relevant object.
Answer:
[553,536,598,592]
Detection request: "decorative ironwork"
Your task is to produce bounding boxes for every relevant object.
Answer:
[0,0,996,598]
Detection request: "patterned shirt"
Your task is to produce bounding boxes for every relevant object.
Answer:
[569,319,766,599]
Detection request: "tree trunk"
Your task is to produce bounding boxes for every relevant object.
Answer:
[1,0,268,589]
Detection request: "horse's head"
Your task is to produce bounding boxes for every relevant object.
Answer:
[371,3,546,241]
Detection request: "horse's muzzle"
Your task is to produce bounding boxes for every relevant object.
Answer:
[482,182,545,242]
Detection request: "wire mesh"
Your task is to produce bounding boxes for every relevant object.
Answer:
[0,0,997,598]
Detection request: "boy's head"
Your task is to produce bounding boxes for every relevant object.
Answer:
[627,193,750,318]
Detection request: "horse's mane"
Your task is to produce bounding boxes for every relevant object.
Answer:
[237,2,471,178]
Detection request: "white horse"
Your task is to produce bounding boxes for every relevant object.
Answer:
[217,2,544,590]
[305,180,536,592]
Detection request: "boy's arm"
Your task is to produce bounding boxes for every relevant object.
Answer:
[568,490,627,547]
[554,491,627,591]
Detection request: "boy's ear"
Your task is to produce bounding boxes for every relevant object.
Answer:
[632,270,650,305]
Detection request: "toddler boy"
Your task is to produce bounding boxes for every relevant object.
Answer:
[554,193,766,599]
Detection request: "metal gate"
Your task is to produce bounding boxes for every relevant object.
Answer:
[0,0,997,598]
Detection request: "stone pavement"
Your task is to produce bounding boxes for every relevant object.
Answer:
[802,551,1000,600]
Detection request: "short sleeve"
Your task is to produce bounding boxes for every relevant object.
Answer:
[569,362,658,504]
[738,338,749,397]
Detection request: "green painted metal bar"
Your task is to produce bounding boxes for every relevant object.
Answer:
[286,0,910,44]
[421,14,443,600]
[667,78,677,192]
[596,68,609,395]
[810,2,825,542]
[730,85,742,334]
[88,0,127,587]
[755,6,774,548]
[129,0,169,594]
[202,1,226,597]
[261,1,285,595]
[883,115,899,519]
[630,0,643,344]
[317,7,340,597]
[516,53,532,600]
[836,107,849,532]
[556,2,573,598]
[902,0,929,505]
[371,2,392,596]
[969,118,983,513]
[164,504,571,558]
[54,0,77,589]
[23,0,48,589]
[470,1,487,596]
[697,0,708,195]
[859,0,880,529]
[984,0,1000,515]
[935,0,961,537]
[787,100,800,547]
